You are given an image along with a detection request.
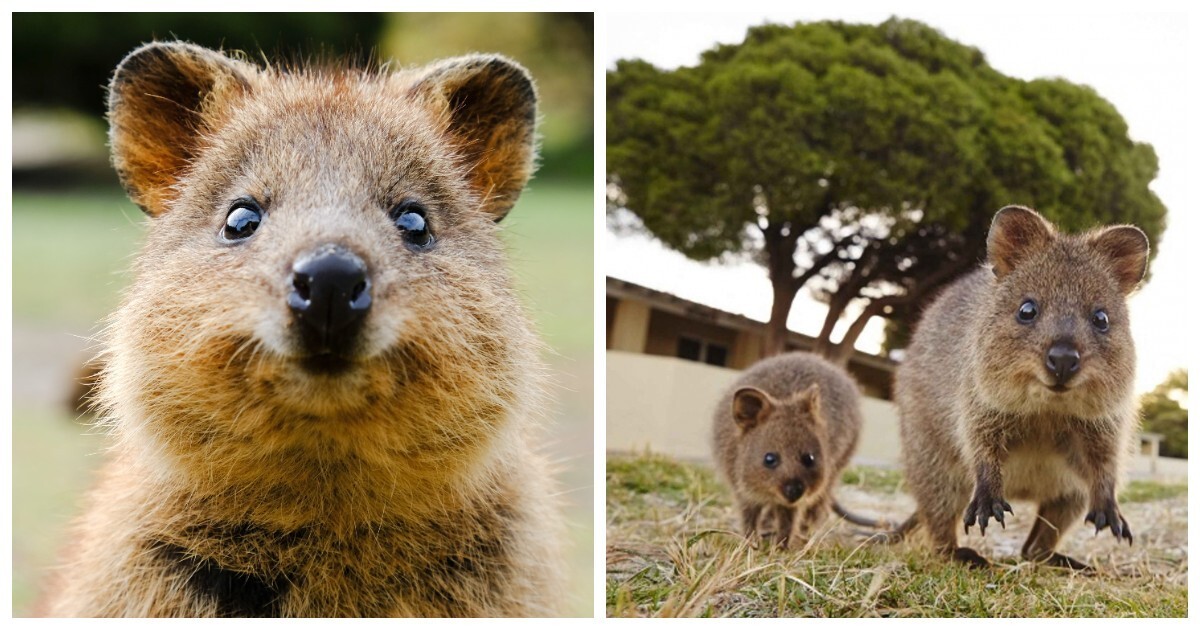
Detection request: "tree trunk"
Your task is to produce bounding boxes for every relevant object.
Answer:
[812,280,860,359]
[764,281,799,358]
[812,238,878,359]
[829,298,894,366]
[763,222,800,358]
[762,225,853,359]
[812,298,843,358]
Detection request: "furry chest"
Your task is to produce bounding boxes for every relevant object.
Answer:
[1000,446,1087,501]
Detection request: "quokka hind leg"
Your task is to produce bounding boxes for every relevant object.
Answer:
[920,489,989,567]
[925,511,990,567]
[1022,493,1091,571]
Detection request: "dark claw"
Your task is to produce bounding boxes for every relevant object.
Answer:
[1086,504,1133,544]
[965,492,1010,536]
[969,511,988,535]
[991,500,1012,528]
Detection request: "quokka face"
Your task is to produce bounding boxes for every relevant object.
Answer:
[971,206,1148,419]
[103,42,541,475]
[730,385,829,507]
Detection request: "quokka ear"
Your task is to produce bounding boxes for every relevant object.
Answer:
[108,41,253,216]
[795,384,824,424]
[409,55,538,222]
[733,387,774,432]
[987,205,1057,278]
[1088,225,1150,294]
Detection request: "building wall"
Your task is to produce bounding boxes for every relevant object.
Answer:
[608,298,650,353]
[607,350,735,459]
[606,350,901,463]
[847,363,892,399]
[730,330,762,370]
[605,296,617,344]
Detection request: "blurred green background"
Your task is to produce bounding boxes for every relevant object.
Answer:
[11,13,593,617]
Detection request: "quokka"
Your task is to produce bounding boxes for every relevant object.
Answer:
[893,205,1147,569]
[41,41,565,617]
[713,352,884,548]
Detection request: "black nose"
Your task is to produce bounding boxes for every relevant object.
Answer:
[782,480,805,503]
[1045,340,1081,386]
[287,245,371,355]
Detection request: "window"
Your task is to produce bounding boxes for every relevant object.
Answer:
[705,344,728,367]
[676,336,729,367]
[677,336,702,361]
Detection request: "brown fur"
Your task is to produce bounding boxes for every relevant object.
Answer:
[894,205,1148,569]
[41,42,563,617]
[712,352,863,548]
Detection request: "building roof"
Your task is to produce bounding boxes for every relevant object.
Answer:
[606,275,896,373]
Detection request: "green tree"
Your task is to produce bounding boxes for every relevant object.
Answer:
[1141,370,1188,458]
[608,18,1166,361]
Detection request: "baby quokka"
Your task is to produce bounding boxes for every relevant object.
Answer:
[712,353,867,549]
[41,42,564,617]
[894,205,1148,569]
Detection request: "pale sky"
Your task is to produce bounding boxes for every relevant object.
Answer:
[605,7,1193,394]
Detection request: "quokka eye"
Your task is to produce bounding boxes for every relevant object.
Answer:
[1092,309,1110,333]
[391,199,434,249]
[800,453,816,468]
[763,453,780,469]
[1016,299,1038,324]
[222,200,263,242]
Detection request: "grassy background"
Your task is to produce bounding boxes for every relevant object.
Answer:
[11,181,594,616]
[606,453,1188,618]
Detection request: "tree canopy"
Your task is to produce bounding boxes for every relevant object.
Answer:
[607,18,1166,361]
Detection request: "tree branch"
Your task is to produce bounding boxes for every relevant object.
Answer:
[829,252,977,365]
[790,232,856,294]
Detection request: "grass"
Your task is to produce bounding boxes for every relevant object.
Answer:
[502,180,594,356]
[12,181,594,616]
[606,453,1188,617]
[12,190,145,328]
[608,452,726,505]
[1119,480,1188,503]
[839,466,906,494]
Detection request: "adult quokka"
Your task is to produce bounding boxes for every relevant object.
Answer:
[893,205,1148,569]
[41,41,564,617]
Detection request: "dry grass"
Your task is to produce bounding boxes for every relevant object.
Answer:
[606,452,1187,617]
